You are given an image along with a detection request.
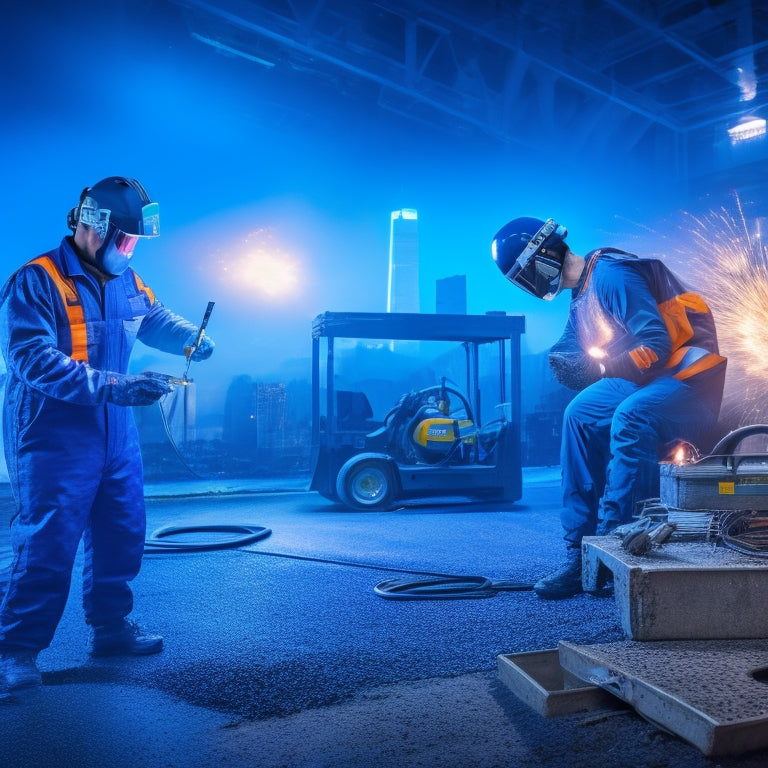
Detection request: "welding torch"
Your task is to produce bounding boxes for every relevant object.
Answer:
[182,301,215,382]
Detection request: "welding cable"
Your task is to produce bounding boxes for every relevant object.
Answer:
[156,396,208,480]
[235,546,534,598]
[144,524,272,554]
[372,576,533,599]
[718,510,768,558]
[143,525,535,596]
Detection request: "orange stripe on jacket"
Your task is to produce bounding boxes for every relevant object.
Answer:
[629,345,659,369]
[658,292,709,352]
[673,352,727,381]
[29,256,88,362]
[132,272,155,305]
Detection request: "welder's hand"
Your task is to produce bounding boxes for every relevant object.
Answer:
[600,347,652,384]
[184,333,215,361]
[548,352,601,391]
[107,372,175,406]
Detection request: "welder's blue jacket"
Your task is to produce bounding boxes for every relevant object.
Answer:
[554,248,727,545]
[558,248,726,409]
[0,236,197,651]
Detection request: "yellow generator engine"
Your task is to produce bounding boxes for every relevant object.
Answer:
[411,416,477,463]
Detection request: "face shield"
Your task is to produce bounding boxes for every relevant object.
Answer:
[78,185,160,275]
[79,196,160,238]
[92,225,139,275]
[492,218,568,301]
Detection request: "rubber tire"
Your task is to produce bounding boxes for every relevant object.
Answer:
[336,458,395,511]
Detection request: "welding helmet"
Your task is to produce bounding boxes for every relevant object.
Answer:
[491,217,569,300]
[67,176,160,275]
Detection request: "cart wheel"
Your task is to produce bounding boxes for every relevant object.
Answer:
[336,458,395,510]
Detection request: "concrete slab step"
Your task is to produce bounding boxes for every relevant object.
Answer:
[558,638,768,757]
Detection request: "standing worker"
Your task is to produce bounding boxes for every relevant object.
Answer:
[491,216,726,599]
[0,176,215,691]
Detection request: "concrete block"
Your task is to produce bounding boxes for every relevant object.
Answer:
[582,536,768,640]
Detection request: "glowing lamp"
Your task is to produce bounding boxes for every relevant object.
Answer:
[727,117,766,145]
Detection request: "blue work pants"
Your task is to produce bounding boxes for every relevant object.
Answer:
[0,414,145,653]
[560,376,718,546]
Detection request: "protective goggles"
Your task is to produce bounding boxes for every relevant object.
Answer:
[113,230,139,257]
[79,196,111,239]
[96,226,140,276]
[80,196,160,238]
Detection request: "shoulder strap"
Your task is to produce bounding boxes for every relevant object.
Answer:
[28,256,88,362]
[131,271,156,304]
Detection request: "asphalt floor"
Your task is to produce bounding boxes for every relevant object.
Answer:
[1,469,767,768]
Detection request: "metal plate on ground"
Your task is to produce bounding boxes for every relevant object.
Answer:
[558,638,768,757]
[497,649,625,717]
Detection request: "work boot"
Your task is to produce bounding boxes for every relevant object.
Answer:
[533,548,583,600]
[88,619,163,657]
[0,650,42,691]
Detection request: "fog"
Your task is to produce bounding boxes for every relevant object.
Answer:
[0,1,739,452]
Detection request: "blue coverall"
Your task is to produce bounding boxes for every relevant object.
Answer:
[0,237,197,652]
[556,249,726,547]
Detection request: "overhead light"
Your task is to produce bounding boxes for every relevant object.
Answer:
[727,117,766,145]
[735,56,757,102]
[191,32,275,69]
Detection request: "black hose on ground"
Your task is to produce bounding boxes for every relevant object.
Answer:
[144,524,272,554]
[143,523,535,598]
[373,575,533,599]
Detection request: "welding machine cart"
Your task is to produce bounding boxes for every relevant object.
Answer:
[310,311,525,510]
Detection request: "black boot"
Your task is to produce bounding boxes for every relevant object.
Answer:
[533,547,583,600]
[0,650,42,691]
[88,619,163,657]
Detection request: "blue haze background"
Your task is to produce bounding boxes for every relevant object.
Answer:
[0,0,730,461]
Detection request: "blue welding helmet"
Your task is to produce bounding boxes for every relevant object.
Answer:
[491,217,568,300]
[68,176,161,275]
[68,176,160,238]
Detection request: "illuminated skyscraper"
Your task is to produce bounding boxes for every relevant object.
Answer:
[387,209,419,313]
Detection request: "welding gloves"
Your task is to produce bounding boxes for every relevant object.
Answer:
[548,350,602,391]
[184,333,215,361]
[599,346,658,385]
[548,323,602,391]
[107,372,175,406]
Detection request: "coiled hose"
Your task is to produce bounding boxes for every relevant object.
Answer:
[143,524,533,598]
[144,524,272,554]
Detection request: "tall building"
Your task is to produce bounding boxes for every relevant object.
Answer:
[256,382,287,449]
[387,209,419,313]
[223,378,287,449]
[436,274,467,314]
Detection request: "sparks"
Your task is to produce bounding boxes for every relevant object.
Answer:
[674,194,768,425]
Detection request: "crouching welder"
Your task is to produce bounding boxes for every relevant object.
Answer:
[491,216,726,599]
[0,176,215,692]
